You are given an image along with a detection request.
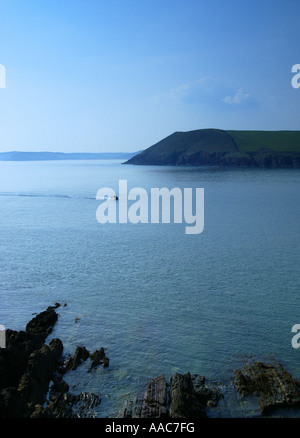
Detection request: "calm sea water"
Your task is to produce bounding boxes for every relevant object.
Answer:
[0,160,299,417]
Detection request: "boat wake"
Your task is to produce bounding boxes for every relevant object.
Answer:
[0,192,96,200]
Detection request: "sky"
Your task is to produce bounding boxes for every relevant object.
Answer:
[0,0,299,153]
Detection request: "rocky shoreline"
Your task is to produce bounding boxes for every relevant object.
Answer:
[1,304,300,418]
[0,304,108,418]
[126,148,300,168]
[124,373,223,418]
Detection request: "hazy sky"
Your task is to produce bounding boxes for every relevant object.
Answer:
[0,0,299,152]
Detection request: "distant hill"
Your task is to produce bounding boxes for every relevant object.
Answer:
[0,151,139,161]
[124,129,300,168]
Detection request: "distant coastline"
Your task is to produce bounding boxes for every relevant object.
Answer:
[3,129,300,168]
[0,151,140,161]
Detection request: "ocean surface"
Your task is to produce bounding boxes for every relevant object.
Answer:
[0,159,299,418]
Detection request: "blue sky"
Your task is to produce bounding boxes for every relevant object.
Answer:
[0,0,299,152]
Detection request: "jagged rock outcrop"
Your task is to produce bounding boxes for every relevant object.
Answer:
[65,346,90,371]
[31,378,102,419]
[89,347,109,370]
[17,339,63,414]
[0,304,108,418]
[64,346,109,372]
[234,360,300,414]
[4,305,300,418]
[25,303,60,337]
[169,373,207,418]
[129,374,168,418]
[124,372,223,418]
[0,304,63,417]
[0,304,61,390]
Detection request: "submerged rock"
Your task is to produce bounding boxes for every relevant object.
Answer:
[234,360,300,414]
[191,374,223,407]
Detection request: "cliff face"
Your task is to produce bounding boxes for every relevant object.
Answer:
[125,129,300,168]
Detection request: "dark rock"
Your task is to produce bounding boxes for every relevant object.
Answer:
[0,305,62,417]
[31,393,74,418]
[123,400,134,418]
[70,391,102,412]
[191,374,224,407]
[146,374,168,407]
[234,361,300,414]
[65,346,90,371]
[26,305,59,339]
[169,372,207,418]
[0,387,27,418]
[50,374,70,395]
[126,372,223,418]
[133,374,168,418]
[31,380,102,418]
[0,329,44,389]
[89,348,109,370]
[0,305,62,394]
[65,346,110,372]
[26,339,63,385]
[17,338,64,414]
[49,338,64,358]
[0,304,107,418]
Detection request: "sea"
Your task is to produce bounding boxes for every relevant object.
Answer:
[0,159,299,418]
